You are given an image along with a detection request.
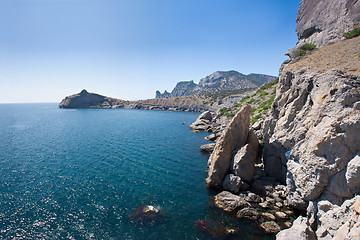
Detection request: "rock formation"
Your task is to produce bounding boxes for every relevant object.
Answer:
[59,89,116,108]
[295,0,360,48]
[206,105,252,188]
[156,71,276,98]
[198,0,360,238]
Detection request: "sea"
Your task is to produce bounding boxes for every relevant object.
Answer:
[0,103,274,240]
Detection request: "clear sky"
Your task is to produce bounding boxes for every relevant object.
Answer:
[0,0,301,103]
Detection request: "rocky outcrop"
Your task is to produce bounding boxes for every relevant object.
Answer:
[206,105,251,188]
[263,69,360,209]
[277,195,360,240]
[59,89,119,108]
[189,111,214,131]
[200,143,216,153]
[276,216,316,240]
[156,81,197,98]
[156,71,276,98]
[295,0,360,48]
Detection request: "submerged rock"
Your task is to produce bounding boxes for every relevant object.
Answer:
[128,205,162,223]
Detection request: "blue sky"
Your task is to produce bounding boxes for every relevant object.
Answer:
[0,0,301,103]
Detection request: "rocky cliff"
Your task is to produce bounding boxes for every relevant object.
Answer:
[200,0,360,238]
[296,0,360,47]
[156,71,276,98]
[286,0,360,59]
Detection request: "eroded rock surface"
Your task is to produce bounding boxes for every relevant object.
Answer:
[206,105,251,188]
[263,69,360,207]
[296,0,360,48]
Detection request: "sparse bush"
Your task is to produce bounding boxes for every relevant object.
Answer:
[251,114,262,124]
[344,26,360,39]
[240,96,250,103]
[301,43,316,51]
[296,49,306,56]
[246,98,256,104]
[234,102,241,107]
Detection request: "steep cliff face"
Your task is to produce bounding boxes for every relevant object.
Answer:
[260,0,360,238]
[155,71,276,98]
[295,0,360,47]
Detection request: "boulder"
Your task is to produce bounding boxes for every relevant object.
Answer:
[261,212,276,221]
[200,143,216,153]
[274,211,287,219]
[245,192,262,203]
[231,144,256,183]
[236,207,260,220]
[276,216,316,240]
[205,134,217,141]
[346,153,360,193]
[212,191,250,212]
[189,111,213,131]
[260,221,281,234]
[206,105,251,188]
[222,174,243,194]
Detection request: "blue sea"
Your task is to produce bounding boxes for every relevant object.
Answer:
[0,103,274,240]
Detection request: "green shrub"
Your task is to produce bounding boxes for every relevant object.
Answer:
[246,98,256,104]
[344,26,360,39]
[259,91,269,98]
[251,114,262,124]
[296,49,306,56]
[240,96,250,103]
[301,43,316,51]
[234,102,241,107]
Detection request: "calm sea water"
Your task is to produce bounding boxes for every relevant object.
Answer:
[0,103,274,240]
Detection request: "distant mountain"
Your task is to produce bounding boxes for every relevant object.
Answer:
[156,70,276,98]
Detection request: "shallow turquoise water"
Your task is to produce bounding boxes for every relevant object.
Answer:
[0,103,274,240]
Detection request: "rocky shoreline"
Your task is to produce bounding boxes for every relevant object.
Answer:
[190,1,360,238]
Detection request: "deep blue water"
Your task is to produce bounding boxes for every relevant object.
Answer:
[0,103,273,240]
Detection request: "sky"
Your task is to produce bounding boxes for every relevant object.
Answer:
[0,0,301,103]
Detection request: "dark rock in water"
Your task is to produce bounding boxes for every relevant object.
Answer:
[236,207,260,220]
[128,205,162,223]
[194,220,211,233]
[194,220,236,239]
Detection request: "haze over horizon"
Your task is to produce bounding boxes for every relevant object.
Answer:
[0,0,301,103]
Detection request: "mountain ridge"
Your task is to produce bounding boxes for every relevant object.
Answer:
[156,70,276,98]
